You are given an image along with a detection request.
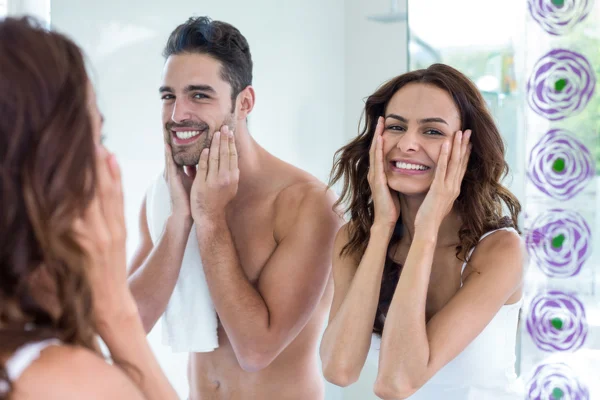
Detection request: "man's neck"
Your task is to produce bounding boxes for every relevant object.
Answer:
[230,126,271,200]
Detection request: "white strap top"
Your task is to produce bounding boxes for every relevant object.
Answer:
[368,227,524,399]
[4,339,61,382]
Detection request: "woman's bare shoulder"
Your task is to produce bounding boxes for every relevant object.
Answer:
[12,344,144,400]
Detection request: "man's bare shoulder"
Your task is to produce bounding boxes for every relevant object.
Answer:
[271,171,341,241]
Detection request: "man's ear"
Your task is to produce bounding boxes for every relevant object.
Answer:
[235,85,255,120]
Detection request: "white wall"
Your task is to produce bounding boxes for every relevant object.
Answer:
[344,0,408,143]
[7,0,50,21]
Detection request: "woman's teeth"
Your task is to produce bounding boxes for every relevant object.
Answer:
[175,130,201,140]
[395,162,429,170]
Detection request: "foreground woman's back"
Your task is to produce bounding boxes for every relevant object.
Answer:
[0,16,176,400]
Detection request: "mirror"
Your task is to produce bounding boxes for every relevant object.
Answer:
[6,0,598,398]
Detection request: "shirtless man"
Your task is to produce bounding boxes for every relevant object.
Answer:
[127,17,342,400]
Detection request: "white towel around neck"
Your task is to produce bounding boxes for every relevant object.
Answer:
[145,173,218,353]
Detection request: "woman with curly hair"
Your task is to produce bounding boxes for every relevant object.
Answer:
[0,17,178,399]
[320,64,524,399]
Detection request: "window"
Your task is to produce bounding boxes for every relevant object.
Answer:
[409,0,600,393]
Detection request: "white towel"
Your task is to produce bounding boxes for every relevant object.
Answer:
[145,173,219,353]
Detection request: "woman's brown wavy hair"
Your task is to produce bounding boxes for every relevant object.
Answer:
[0,17,100,396]
[329,63,521,334]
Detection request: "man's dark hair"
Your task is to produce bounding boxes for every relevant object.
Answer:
[163,16,253,104]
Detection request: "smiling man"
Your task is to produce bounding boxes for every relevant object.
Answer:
[126,17,342,400]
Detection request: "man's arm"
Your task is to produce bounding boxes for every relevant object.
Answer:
[195,184,342,372]
[127,196,192,333]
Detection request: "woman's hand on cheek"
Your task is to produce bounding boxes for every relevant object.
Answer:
[415,129,471,232]
[72,145,136,324]
[368,116,401,231]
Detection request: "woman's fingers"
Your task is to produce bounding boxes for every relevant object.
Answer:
[434,140,451,185]
[444,130,463,183]
[368,117,384,182]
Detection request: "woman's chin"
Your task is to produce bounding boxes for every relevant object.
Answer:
[388,180,431,197]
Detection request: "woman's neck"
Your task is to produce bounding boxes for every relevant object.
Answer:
[398,193,462,247]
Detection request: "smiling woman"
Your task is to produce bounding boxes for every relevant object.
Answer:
[320,63,525,399]
[329,64,520,262]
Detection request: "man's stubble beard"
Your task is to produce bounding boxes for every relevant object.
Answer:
[169,115,236,167]
[171,133,210,167]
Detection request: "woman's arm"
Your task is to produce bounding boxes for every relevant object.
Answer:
[73,147,178,400]
[321,116,403,387]
[375,229,523,399]
[320,223,393,386]
[95,296,178,400]
[374,226,436,399]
